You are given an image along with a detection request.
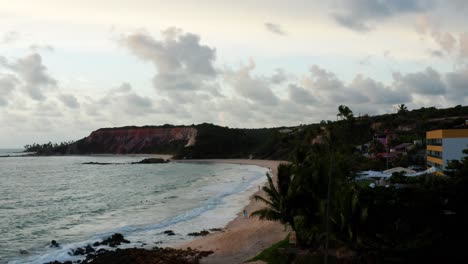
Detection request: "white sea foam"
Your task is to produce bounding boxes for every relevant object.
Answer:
[1,157,267,264]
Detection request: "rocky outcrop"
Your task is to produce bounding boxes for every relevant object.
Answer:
[68,126,197,154]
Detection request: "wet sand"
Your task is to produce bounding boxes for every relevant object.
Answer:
[176,159,289,264]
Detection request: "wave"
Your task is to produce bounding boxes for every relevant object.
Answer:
[8,165,266,264]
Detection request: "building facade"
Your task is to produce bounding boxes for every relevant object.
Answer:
[426,129,468,171]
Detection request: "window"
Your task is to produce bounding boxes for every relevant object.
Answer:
[427,138,442,146]
[426,150,442,158]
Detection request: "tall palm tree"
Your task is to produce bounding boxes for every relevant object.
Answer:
[251,164,295,229]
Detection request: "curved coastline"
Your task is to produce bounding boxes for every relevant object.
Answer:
[175,159,289,264]
[3,155,286,264]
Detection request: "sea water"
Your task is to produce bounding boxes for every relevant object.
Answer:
[0,150,268,264]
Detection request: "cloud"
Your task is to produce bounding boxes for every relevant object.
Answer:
[431,31,456,53]
[350,74,410,104]
[120,28,218,98]
[264,22,287,35]
[429,49,444,57]
[1,53,57,101]
[332,0,434,32]
[302,65,367,104]
[288,84,316,105]
[459,32,468,58]
[0,74,18,106]
[224,59,279,106]
[30,44,54,52]
[270,68,288,84]
[414,15,468,58]
[393,67,446,95]
[58,94,80,109]
[445,67,468,103]
[103,82,154,116]
[1,31,19,44]
[358,55,372,66]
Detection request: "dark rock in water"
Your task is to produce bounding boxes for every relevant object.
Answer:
[44,261,72,264]
[85,244,96,253]
[163,230,176,236]
[187,230,210,237]
[93,241,100,247]
[69,247,86,256]
[19,249,28,254]
[99,233,130,247]
[154,241,163,245]
[82,162,121,165]
[132,158,168,164]
[50,240,60,248]
[209,228,223,232]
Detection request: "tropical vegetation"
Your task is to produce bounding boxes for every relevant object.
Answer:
[251,105,468,263]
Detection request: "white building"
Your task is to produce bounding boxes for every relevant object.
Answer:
[426,129,468,171]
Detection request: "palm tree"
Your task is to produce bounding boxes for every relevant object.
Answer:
[251,164,295,229]
[397,104,408,114]
[337,105,354,120]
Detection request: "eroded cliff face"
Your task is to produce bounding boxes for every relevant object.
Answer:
[70,127,197,154]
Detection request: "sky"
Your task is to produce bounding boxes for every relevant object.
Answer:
[0,0,468,147]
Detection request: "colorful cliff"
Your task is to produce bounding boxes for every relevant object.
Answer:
[68,126,197,154]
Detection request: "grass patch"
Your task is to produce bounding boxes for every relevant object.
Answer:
[247,236,291,264]
[356,179,374,188]
[247,236,338,264]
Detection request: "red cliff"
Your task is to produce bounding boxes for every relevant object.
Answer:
[71,126,197,154]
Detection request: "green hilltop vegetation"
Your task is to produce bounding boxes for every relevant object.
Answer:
[25,104,468,161]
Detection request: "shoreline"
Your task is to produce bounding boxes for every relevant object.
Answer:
[175,159,289,264]
[3,155,287,263]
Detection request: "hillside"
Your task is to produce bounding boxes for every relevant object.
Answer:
[25,105,468,160]
[41,123,303,160]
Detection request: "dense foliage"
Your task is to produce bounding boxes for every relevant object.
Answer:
[24,141,74,155]
[251,106,468,263]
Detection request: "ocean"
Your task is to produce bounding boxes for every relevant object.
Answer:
[0,149,268,264]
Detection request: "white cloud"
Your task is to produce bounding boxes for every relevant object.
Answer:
[288,84,316,105]
[224,59,279,105]
[1,53,57,101]
[0,74,18,106]
[58,94,80,109]
[120,28,219,99]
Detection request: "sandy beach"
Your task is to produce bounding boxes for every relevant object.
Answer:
[175,159,289,264]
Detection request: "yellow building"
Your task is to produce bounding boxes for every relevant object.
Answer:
[426,129,468,171]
